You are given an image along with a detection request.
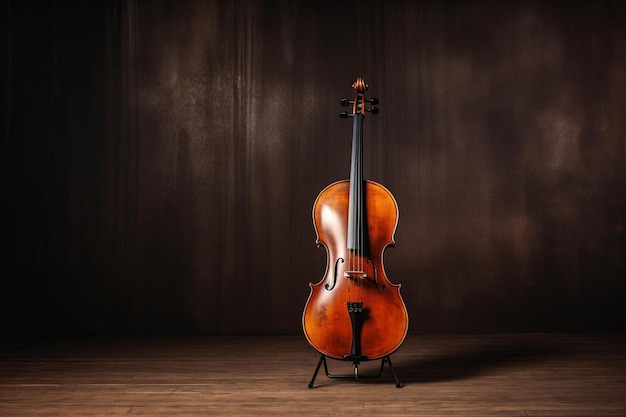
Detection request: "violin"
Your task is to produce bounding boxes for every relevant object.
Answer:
[302,77,409,364]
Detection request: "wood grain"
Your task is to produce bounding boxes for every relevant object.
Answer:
[1,334,625,416]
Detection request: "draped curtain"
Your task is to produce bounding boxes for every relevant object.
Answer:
[3,0,625,336]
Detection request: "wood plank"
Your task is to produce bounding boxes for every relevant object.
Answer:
[0,334,625,416]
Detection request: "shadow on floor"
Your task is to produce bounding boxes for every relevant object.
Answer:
[394,336,567,385]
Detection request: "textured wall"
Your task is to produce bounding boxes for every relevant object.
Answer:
[2,0,625,336]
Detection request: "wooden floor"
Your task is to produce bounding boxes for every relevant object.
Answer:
[1,333,625,416]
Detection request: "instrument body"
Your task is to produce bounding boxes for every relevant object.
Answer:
[302,77,408,361]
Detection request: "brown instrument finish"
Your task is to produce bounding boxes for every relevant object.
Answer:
[303,179,408,360]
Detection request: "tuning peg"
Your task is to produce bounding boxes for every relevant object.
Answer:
[340,98,352,107]
[366,98,379,105]
[339,112,352,118]
[366,107,380,114]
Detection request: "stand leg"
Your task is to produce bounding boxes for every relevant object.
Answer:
[385,355,403,388]
[308,354,326,389]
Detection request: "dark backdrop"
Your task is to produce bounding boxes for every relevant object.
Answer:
[2,0,625,337]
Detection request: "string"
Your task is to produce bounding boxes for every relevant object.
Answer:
[358,111,364,304]
[347,93,366,305]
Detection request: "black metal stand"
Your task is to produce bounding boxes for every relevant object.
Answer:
[308,354,403,388]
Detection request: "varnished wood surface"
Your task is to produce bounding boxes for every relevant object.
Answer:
[305,180,408,360]
[1,334,625,416]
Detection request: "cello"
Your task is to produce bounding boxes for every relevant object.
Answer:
[302,77,408,387]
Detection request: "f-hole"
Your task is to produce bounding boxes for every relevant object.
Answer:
[325,258,344,291]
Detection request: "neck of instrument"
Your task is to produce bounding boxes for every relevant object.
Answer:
[347,113,364,253]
